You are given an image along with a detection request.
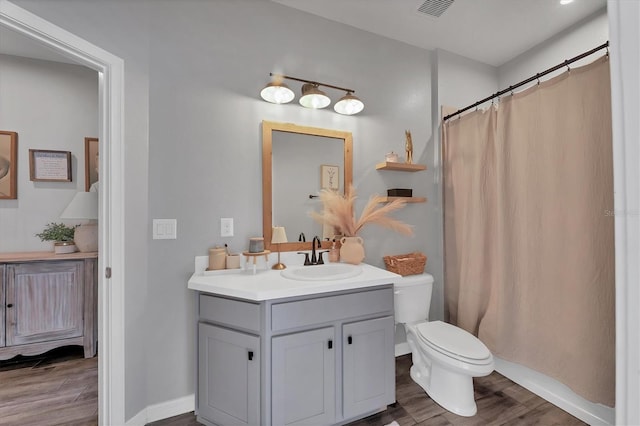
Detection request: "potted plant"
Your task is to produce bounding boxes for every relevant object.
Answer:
[36,222,78,254]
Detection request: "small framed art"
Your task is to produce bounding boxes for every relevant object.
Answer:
[321,164,339,190]
[0,131,18,199]
[29,149,72,182]
[84,137,99,191]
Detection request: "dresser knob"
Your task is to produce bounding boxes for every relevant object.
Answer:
[6,304,13,308]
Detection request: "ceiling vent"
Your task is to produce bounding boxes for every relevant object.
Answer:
[417,0,454,17]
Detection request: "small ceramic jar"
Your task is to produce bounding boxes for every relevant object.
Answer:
[385,151,399,163]
[249,237,264,253]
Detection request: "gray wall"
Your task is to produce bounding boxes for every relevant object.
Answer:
[499,8,608,88]
[11,0,432,418]
[0,54,98,251]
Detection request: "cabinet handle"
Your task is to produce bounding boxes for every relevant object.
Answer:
[248,351,254,361]
[348,336,353,345]
[6,304,13,308]
[328,339,333,349]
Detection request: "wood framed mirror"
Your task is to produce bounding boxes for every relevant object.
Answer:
[262,121,353,252]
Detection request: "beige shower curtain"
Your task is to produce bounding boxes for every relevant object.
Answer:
[443,56,615,407]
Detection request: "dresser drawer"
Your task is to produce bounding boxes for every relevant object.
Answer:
[271,286,393,331]
[199,294,261,333]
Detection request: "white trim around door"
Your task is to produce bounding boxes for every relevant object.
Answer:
[0,1,126,424]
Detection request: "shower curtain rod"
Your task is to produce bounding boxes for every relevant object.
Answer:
[443,41,609,122]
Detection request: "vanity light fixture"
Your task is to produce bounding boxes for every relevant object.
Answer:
[260,73,364,115]
[299,83,331,109]
[260,80,295,104]
[334,92,364,115]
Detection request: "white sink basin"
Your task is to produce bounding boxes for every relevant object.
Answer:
[281,264,363,281]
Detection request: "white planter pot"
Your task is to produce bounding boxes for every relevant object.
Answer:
[54,241,77,254]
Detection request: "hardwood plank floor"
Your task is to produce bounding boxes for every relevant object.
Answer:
[150,355,587,426]
[0,346,97,426]
[0,349,585,426]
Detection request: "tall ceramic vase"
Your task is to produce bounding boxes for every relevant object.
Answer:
[340,236,365,265]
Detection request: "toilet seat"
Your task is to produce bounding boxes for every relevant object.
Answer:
[415,321,492,365]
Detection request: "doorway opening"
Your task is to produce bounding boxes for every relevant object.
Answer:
[0,1,126,424]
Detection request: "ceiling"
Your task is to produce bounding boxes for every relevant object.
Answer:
[272,0,607,66]
[0,0,606,68]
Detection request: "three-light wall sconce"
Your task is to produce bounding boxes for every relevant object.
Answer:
[260,73,364,115]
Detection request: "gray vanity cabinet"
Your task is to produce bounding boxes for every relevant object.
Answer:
[271,327,336,426]
[196,284,395,426]
[198,323,260,426]
[342,316,395,419]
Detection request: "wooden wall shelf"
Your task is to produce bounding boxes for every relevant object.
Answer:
[375,162,426,172]
[379,197,427,203]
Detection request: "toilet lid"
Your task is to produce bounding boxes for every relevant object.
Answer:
[416,321,492,364]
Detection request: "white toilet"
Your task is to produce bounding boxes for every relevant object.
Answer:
[394,273,494,417]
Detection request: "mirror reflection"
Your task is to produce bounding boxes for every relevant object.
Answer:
[262,121,353,252]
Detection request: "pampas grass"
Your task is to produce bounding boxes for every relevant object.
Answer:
[309,185,413,237]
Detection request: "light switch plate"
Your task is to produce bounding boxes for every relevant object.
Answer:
[221,217,234,237]
[153,219,177,239]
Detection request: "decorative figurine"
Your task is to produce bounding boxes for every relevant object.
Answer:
[405,130,413,164]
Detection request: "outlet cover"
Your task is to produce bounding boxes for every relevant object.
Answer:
[221,218,234,237]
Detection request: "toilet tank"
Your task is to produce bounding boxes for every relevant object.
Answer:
[393,273,434,324]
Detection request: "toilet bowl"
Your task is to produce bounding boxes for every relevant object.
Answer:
[394,274,494,417]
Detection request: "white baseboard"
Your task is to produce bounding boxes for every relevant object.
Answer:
[126,394,195,425]
[494,357,614,426]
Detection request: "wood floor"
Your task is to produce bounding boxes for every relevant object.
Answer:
[151,355,586,426]
[0,346,98,426]
[0,349,585,426]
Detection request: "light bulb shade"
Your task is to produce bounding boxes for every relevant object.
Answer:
[334,92,364,115]
[299,83,331,109]
[271,226,288,244]
[61,191,98,220]
[260,82,295,104]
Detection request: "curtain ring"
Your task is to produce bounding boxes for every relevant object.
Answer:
[565,60,571,72]
[536,73,541,85]
[606,46,609,58]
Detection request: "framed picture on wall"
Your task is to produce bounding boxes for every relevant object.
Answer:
[29,149,72,182]
[84,137,99,192]
[321,164,339,190]
[0,131,18,199]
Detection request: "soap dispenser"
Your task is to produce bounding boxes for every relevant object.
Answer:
[329,238,340,263]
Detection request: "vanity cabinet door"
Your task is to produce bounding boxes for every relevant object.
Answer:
[343,316,395,420]
[6,261,84,346]
[198,323,260,426]
[272,327,336,426]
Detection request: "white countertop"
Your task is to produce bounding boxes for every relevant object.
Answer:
[187,253,400,301]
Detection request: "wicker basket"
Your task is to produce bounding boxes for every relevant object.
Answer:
[383,252,427,276]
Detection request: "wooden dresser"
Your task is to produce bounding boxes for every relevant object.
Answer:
[0,251,98,360]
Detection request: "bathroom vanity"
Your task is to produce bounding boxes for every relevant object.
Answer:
[188,258,399,426]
